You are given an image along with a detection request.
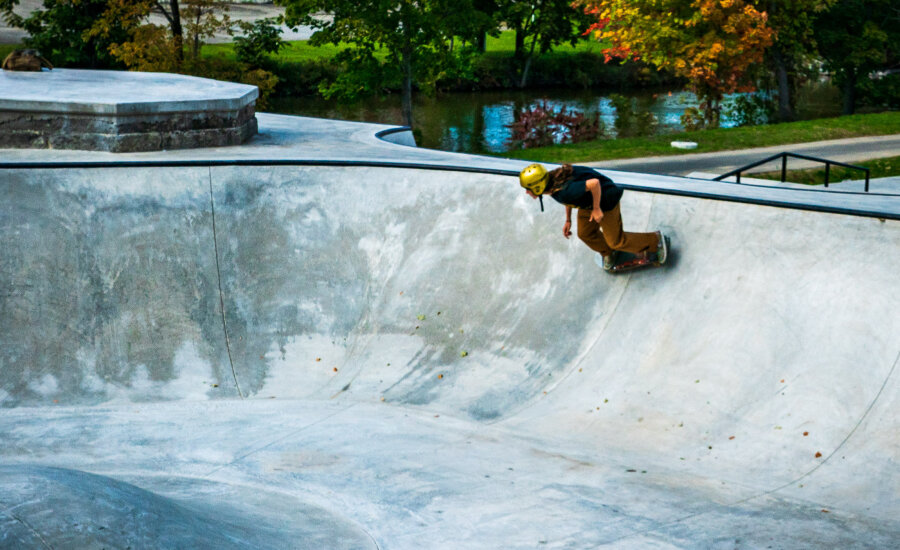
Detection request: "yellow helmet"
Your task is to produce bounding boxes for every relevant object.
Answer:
[519,163,549,195]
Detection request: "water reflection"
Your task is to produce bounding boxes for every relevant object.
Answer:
[268,85,839,154]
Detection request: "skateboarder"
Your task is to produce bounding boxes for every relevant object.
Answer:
[519,163,667,271]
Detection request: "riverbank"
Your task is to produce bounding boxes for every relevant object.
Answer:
[497,111,900,164]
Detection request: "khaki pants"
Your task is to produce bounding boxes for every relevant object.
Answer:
[576,204,658,256]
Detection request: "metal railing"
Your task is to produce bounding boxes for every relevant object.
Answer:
[713,152,871,192]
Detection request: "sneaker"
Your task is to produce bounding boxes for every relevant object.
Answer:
[656,231,668,264]
[602,253,616,271]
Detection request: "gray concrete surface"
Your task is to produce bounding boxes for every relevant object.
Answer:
[0,69,259,152]
[0,69,257,114]
[1,113,899,549]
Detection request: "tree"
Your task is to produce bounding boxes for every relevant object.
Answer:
[233,18,287,67]
[472,0,501,52]
[183,0,231,60]
[277,0,491,128]
[579,0,775,128]
[88,0,278,108]
[0,0,129,68]
[90,0,231,71]
[752,0,835,121]
[497,0,593,87]
[814,0,900,114]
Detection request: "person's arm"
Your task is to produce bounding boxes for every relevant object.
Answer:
[586,178,603,222]
[563,205,573,239]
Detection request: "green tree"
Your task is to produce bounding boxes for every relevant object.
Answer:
[233,18,287,67]
[498,0,593,87]
[182,0,231,60]
[277,0,491,128]
[472,0,502,52]
[90,0,232,70]
[752,0,835,121]
[814,0,900,114]
[0,0,128,68]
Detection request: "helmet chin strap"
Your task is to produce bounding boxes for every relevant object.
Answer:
[539,195,544,212]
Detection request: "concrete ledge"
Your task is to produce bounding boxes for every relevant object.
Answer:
[0,69,258,152]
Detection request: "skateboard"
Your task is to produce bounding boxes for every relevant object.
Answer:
[594,236,670,274]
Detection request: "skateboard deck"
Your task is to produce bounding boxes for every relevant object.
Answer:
[594,236,670,274]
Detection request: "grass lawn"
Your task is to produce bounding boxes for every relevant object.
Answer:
[0,43,21,60]
[203,39,353,63]
[755,155,900,184]
[496,111,900,164]
[200,30,604,63]
[483,31,606,55]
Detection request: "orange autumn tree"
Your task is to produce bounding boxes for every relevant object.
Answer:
[580,0,774,128]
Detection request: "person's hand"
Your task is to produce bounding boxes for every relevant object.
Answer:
[590,208,604,223]
[563,220,572,239]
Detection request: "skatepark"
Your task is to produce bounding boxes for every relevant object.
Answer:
[1,69,899,548]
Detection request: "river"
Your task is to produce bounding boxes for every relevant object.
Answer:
[269,83,842,154]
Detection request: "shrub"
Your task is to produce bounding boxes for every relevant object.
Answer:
[864,72,900,109]
[507,100,604,149]
[186,55,278,109]
[233,18,287,67]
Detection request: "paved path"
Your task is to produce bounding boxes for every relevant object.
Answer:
[0,1,315,44]
[585,134,900,176]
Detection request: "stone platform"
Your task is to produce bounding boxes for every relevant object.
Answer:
[0,69,258,152]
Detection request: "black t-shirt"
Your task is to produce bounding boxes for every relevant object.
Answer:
[550,165,623,211]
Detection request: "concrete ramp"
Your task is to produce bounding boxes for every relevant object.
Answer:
[1,115,898,548]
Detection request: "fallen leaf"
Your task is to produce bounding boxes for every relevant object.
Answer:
[333,367,338,372]
[803,431,809,436]
[438,374,443,379]
[460,351,468,357]
[729,436,735,440]
[815,452,822,458]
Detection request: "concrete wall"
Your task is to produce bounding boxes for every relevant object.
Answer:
[2,165,621,416]
[2,161,898,545]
